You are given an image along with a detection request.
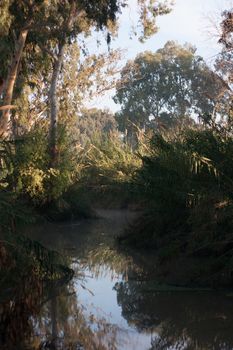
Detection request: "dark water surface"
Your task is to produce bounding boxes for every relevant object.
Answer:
[2,210,233,349]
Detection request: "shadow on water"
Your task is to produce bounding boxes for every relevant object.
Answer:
[115,281,233,350]
[1,210,233,349]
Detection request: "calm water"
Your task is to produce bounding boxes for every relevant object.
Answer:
[2,210,233,349]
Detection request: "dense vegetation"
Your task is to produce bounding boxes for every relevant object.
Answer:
[0,1,173,347]
[1,4,233,341]
[0,0,172,222]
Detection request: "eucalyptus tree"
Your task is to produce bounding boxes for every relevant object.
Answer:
[215,9,233,131]
[38,0,173,165]
[0,0,173,162]
[36,1,122,164]
[0,0,53,136]
[114,41,225,145]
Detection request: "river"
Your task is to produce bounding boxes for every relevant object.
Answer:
[2,210,233,349]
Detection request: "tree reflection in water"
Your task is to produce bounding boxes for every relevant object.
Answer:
[0,275,120,349]
[37,280,119,350]
[115,280,233,350]
[0,272,43,350]
[8,211,233,350]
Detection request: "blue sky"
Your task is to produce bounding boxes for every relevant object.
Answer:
[87,0,232,112]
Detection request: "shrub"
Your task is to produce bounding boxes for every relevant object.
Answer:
[121,128,233,285]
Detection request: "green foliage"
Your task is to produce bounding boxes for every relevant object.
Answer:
[76,133,141,207]
[83,133,141,183]
[0,0,174,222]
[0,123,92,224]
[121,127,233,285]
[76,108,117,146]
[114,41,224,145]
[0,126,76,203]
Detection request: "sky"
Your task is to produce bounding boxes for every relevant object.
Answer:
[87,0,233,112]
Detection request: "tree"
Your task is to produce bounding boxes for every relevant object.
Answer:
[57,44,123,129]
[214,9,233,131]
[0,0,173,159]
[0,0,52,136]
[76,108,117,145]
[219,9,233,52]
[114,41,225,145]
[38,0,173,165]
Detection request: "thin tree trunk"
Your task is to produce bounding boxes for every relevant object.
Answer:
[49,42,66,166]
[0,29,28,137]
[49,1,77,166]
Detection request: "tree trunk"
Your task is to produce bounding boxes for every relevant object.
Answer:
[0,29,28,137]
[49,42,66,167]
[49,1,76,166]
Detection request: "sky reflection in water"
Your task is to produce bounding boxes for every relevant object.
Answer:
[2,210,233,350]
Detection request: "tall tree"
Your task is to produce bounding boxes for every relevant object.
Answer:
[0,0,173,152]
[114,41,225,145]
[37,0,173,165]
[215,9,233,131]
[0,0,53,136]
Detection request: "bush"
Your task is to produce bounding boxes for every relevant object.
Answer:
[120,128,233,285]
[76,133,142,208]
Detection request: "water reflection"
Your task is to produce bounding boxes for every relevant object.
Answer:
[36,281,119,350]
[0,273,42,349]
[0,275,120,349]
[1,210,233,349]
[115,280,233,350]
